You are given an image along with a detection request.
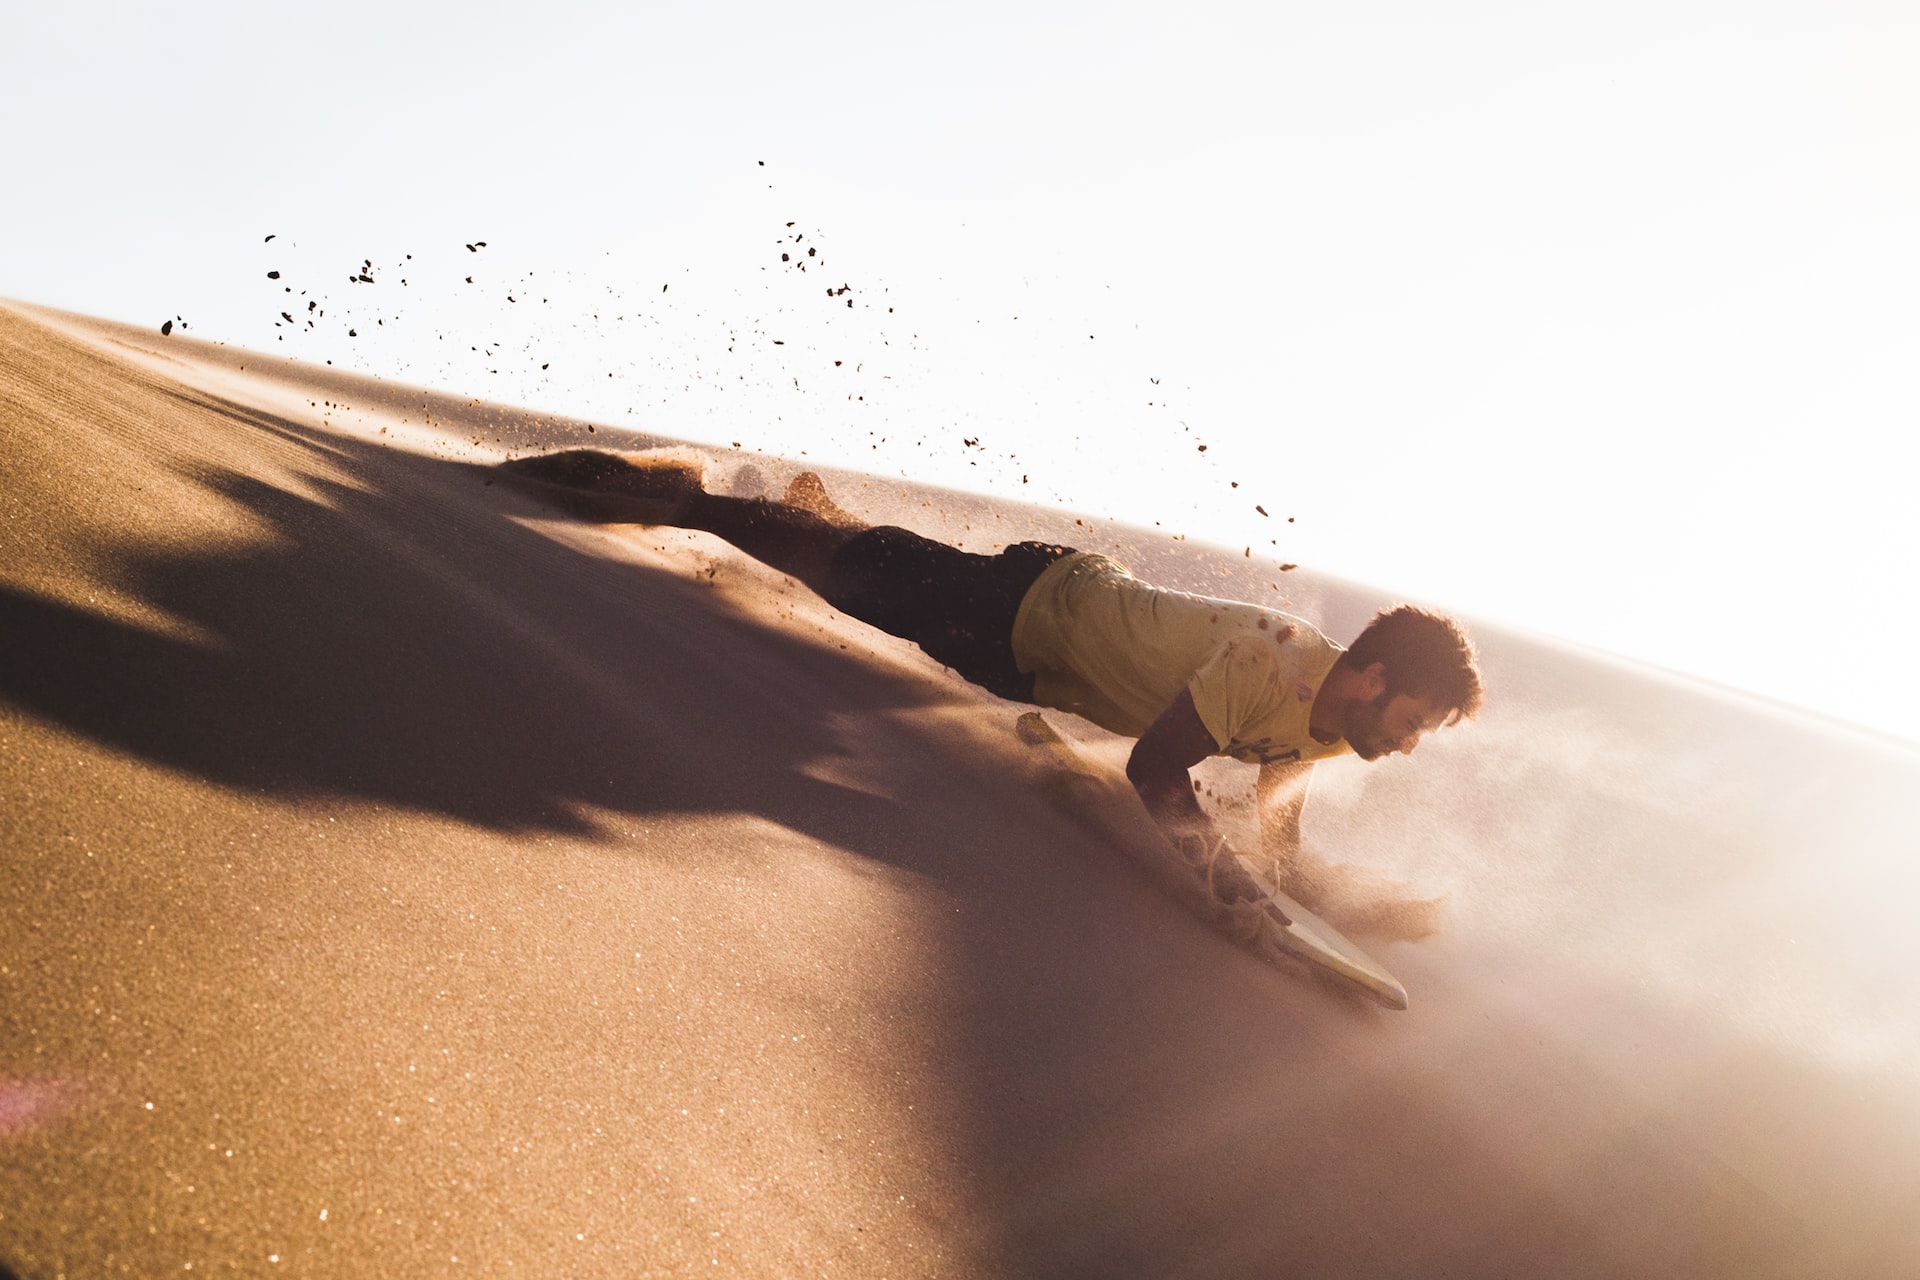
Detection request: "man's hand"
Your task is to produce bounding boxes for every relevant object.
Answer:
[1170,829,1293,929]
[1128,688,1291,930]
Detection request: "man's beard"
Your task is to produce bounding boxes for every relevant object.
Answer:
[1343,690,1394,761]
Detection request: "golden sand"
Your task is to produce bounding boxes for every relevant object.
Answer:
[4,301,1919,1277]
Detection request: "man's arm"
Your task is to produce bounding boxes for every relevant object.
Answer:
[1124,686,1217,833]
[1125,688,1286,920]
[1255,759,1313,880]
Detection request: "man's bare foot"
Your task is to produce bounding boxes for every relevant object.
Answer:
[781,471,865,529]
[495,449,706,524]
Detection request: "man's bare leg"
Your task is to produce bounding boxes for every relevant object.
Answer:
[495,450,865,596]
[678,487,861,595]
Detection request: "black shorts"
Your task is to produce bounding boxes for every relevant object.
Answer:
[822,526,1076,701]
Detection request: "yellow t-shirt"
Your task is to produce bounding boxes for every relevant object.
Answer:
[1010,552,1352,765]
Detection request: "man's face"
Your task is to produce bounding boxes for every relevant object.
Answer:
[1344,690,1453,762]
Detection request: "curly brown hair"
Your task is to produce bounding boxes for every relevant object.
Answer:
[1345,605,1484,724]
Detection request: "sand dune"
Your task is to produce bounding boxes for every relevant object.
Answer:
[4,300,1918,1278]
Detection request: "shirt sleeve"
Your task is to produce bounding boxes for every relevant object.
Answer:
[1185,635,1288,760]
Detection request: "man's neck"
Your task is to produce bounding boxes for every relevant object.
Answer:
[1308,658,1360,744]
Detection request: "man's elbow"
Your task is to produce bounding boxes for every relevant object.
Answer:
[1124,749,1184,812]
[1123,744,1162,794]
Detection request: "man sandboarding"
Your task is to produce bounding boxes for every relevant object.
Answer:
[492,448,1482,964]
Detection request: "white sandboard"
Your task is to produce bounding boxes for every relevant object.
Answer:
[1232,858,1409,1010]
[1015,712,1409,1010]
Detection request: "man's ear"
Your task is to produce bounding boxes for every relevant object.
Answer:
[1361,661,1389,700]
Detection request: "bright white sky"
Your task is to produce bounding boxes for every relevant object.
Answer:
[5,1,1918,741]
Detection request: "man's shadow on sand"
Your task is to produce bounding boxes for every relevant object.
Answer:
[0,393,975,857]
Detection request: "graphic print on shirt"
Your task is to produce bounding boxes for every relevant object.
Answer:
[1226,739,1303,766]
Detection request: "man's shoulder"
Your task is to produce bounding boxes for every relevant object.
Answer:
[1254,604,1331,639]
[1221,605,1340,660]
